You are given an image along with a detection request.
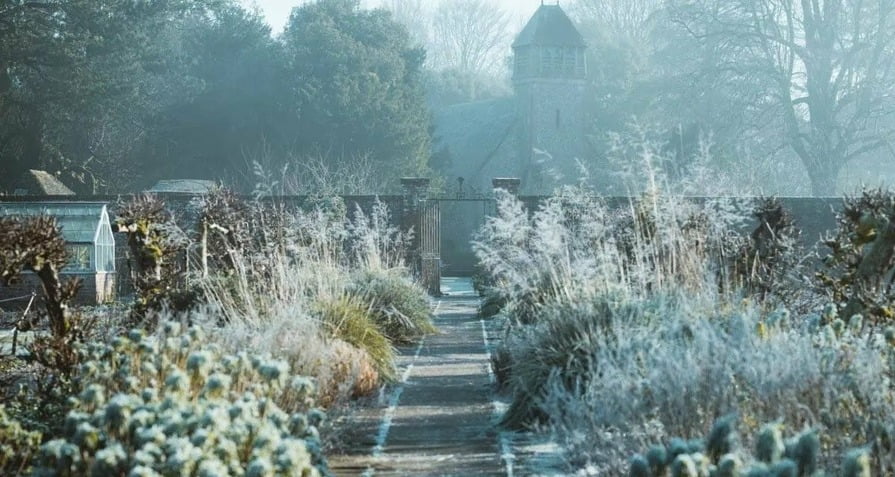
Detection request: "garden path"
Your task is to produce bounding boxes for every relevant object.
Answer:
[328,277,563,477]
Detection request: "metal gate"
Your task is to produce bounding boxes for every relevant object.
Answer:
[419,199,441,296]
[435,199,495,276]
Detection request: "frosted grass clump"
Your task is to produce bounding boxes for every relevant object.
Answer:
[475,187,895,473]
[33,323,327,476]
[198,197,422,405]
[533,294,895,473]
[473,187,743,326]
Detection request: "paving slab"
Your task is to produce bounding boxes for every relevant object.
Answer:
[329,277,564,477]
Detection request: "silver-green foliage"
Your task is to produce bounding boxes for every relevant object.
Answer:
[628,416,869,477]
[33,322,327,476]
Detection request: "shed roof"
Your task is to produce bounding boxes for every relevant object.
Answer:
[148,179,216,195]
[15,170,75,196]
[512,4,586,48]
[0,202,110,243]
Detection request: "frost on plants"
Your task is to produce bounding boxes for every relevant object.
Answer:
[475,186,895,473]
[626,415,870,477]
[349,268,436,344]
[33,322,328,476]
[817,188,895,324]
[0,405,42,474]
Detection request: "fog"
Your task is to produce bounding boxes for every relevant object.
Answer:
[245,0,541,33]
[1,0,893,196]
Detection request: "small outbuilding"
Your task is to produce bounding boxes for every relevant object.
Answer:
[12,170,76,196]
[0,202,116,306]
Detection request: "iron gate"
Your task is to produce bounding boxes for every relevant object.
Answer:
[419,199,441,296]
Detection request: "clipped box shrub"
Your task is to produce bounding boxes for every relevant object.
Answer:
[32,322,328,476]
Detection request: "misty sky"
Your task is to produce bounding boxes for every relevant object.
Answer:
[242,0,544,33]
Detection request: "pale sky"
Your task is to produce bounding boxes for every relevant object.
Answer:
[241,0,545,34]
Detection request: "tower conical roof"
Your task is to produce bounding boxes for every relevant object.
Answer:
[512,4,586,48]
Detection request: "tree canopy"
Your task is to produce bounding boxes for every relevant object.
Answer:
[0,0,432,194]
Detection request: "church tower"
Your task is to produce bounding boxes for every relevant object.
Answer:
[512,3,588,191]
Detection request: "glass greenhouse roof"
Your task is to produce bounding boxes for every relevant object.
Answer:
[0,202,111,243]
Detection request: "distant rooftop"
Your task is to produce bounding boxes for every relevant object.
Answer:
[512,4,586,49]
[148,179,217,195]
[13,170,75,196]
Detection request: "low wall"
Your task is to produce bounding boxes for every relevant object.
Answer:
[1,193,847,289]
[0,272,117,310]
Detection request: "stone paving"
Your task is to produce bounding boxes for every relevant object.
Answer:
[329,277,564,477]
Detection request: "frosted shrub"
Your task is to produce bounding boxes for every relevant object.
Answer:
[33,322,328,476]
[534,295,895,473]
[201,197,427,406]
[474,187,743,325]
[0,404,42,474]
[626,415,871,477]
[475,186,895,473]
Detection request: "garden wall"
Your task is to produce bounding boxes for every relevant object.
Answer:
[1,193,845,297]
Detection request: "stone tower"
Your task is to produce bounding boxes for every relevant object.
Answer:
[512,3,588,192]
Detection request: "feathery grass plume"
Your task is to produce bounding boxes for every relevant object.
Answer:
[477,179,895,472]
[196,195,422,404]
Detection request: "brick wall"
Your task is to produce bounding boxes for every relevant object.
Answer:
[0,271,116,310]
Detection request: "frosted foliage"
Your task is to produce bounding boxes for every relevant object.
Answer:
[473,187,743,318]
[475,186,895,473]
[33,322,326,476]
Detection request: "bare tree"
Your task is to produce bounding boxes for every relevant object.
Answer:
[380,0,429,46]
[572,0,663,45]
[429,0,511,76]
[669,0,895,195]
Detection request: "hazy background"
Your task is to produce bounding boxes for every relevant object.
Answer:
[2,0,892,196]
[243,0,541,33]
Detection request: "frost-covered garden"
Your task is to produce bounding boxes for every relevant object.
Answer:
[475,186,895,476]
[0,190,435,476]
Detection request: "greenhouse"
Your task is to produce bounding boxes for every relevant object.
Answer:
[0,201,116,305]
